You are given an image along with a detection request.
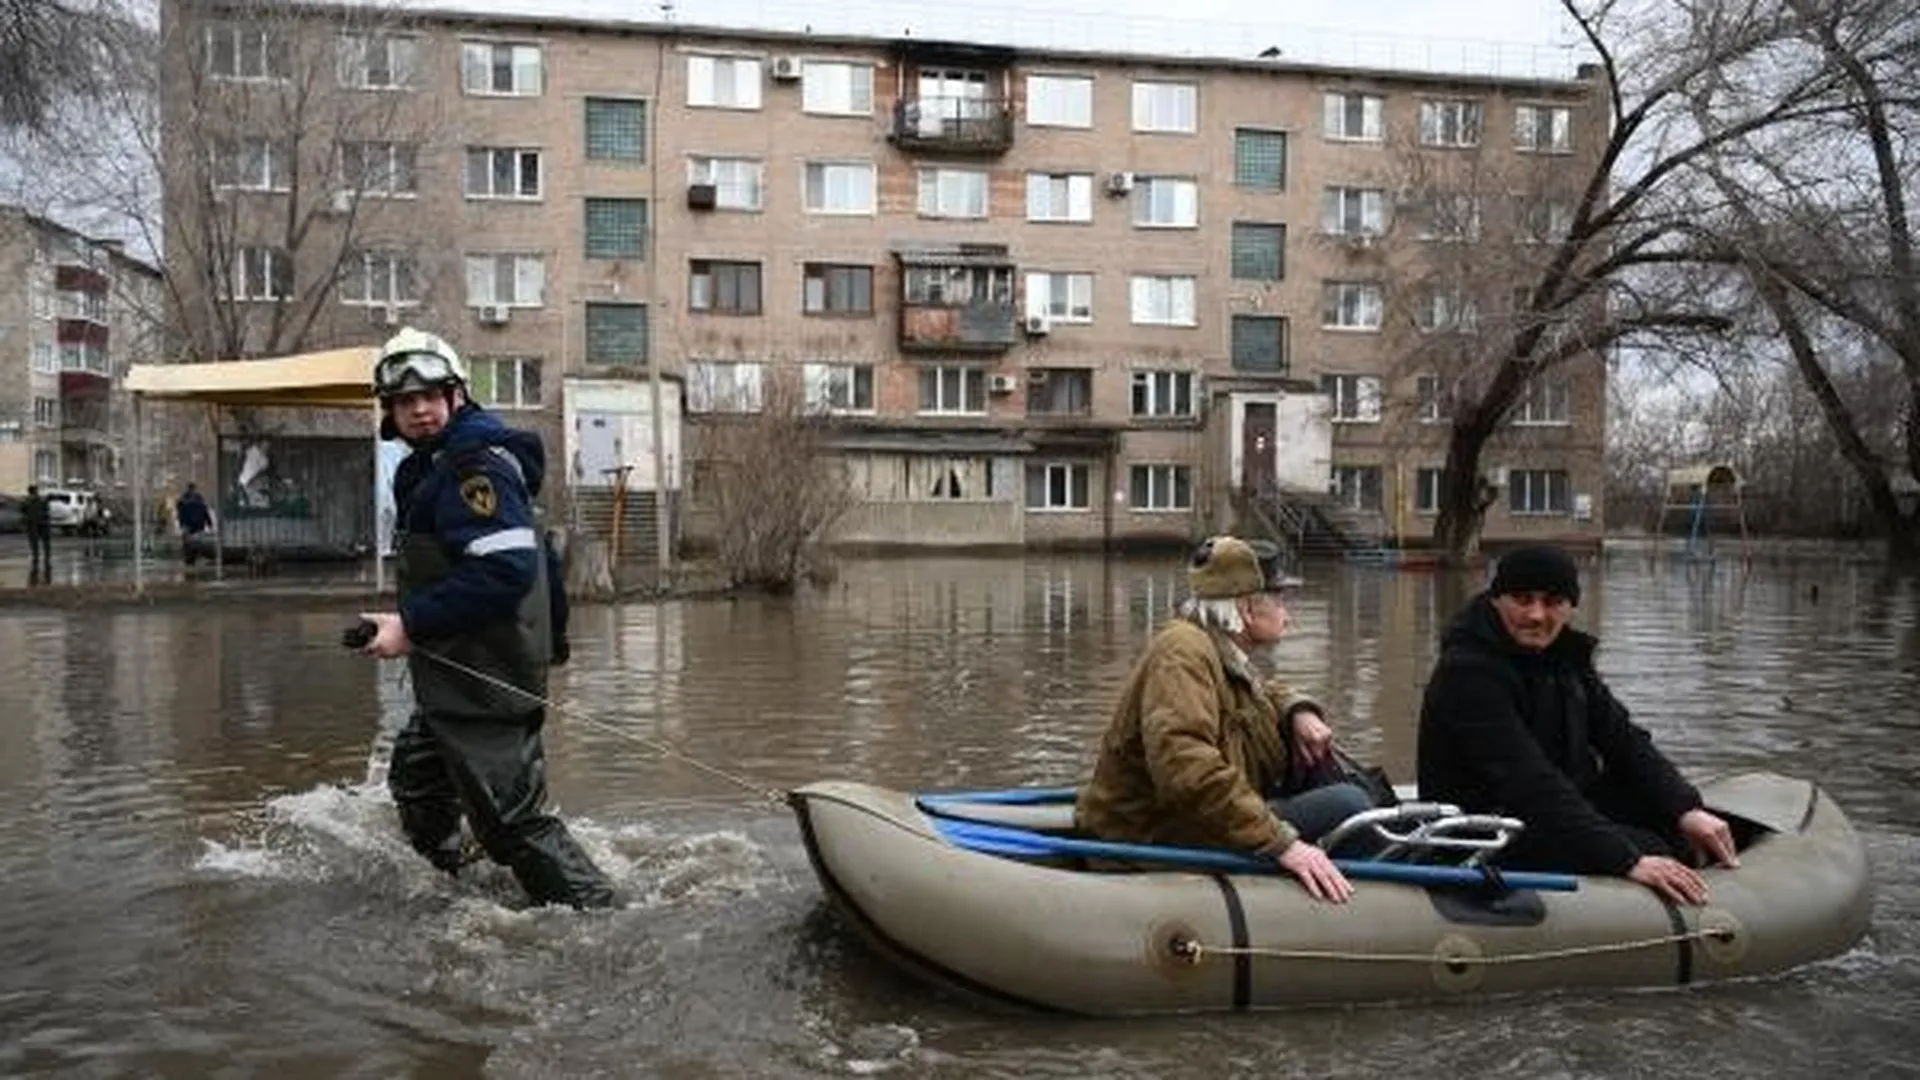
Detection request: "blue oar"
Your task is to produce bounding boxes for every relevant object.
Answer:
[919,786,1081,807]
[930,817,1580,892]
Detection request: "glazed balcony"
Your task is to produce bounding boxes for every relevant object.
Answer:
[896,249,1019,353]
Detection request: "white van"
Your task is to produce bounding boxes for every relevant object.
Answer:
[42,489,110,536]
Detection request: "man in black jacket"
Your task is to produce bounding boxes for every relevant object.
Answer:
[1417,545,1739,905]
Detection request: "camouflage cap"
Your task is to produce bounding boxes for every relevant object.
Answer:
[1187,535,1302,599]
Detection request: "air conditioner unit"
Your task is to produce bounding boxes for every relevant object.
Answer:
[770,55,803,81]
[369,304,402,327]
[1105,171,1135,195]
[476,304,511,326]
[1023,314,1050,336]
[988,374,1019,395]
[687,182,718,211]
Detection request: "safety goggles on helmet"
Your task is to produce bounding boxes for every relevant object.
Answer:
[374,351,463,397]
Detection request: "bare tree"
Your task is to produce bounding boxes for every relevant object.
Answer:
[0,0,136,134]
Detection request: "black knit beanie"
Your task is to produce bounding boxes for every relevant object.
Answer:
[1489,545,1581,606]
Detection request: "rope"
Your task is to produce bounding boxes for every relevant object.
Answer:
[1172,926,1733,967]
[409,645,790,809]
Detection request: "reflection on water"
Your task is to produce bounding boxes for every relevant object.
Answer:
[0,553,1916,1078]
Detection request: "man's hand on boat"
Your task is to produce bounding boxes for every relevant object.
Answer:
[1289,708,1335,771]
[1627,855,1711,905]
[1678,808,1740,869]
[1272,839,1354,903]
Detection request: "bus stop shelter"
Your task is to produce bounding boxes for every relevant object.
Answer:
[122,346,382,593]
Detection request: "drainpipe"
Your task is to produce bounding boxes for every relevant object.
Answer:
[1102,432,1116,554]
[648,10,673,581]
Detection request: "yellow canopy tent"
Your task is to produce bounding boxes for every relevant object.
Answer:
[122,347,382,592]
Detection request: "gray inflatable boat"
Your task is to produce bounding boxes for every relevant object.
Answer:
[788,771,1872,1015]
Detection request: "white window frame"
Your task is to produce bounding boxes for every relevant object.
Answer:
[1508,468,1572,515]
[339,250,419,307]
[337,32,418,90]
[1332,464,1384,511]
[1129,463,1193,511]
[802,362,876,415]
[1129,275,1198,327]
[1419,99,1484,148]
[461,40,543,96]
[1025,172,1093,223]
[1323,374,1382,423]
[216,136,289,192]
[1026,74,1093,128]
[463,253,546,308]
[801,60,873,116]
[687,54,763,110]
[230,247,291,302]
[1024,271,1094,324]
[1322,282,1384,331]
[1131,80,1197,133]
[803,161,876,215]
[1130,370,1198,418]
[32,341,58,375]
[1416,374,1450,423]
[464,147,543,200]
[204,24,288,82]
[33,397,60,427]
[340,140,417,197]
[1321,186,1386,236]
[1323,92,1383,141]
[1522,202,1577,245]
[917,366,987,415]
[1414,467,1444,514]
[33,448,59,481]
[1516,104,1573,153]
[1417,194,1482,242]
[1026,462,1092,512]
[1133,177,1199,228]
[917,167,990,219]
[1512,377,1571,426]
[469,356,543,410]
[687,155,765,211]
[686,360,766,414]
[1418,291,1480,333]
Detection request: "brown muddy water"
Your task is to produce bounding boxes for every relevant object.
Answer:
[1,553,1915,1078]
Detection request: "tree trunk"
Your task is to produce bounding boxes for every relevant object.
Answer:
[566,536,615,599]
[1430,417,1500,567]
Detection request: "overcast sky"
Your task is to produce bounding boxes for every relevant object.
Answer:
[408,0,1585,79]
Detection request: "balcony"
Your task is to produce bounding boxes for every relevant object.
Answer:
[890,95,1014,155]
[896,247,1020,354]
[54,262,109,293]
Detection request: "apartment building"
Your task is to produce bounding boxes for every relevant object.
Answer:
[0,207,165,497]
[160,1,1608,551]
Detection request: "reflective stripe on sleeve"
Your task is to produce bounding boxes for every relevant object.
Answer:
[466,526,539,557]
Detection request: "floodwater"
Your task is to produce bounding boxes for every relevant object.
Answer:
[1,553,1915,1078]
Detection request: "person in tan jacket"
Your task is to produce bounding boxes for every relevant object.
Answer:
[1074,536,1376,903]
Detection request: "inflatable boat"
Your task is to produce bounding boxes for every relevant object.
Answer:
[787,771,1872,1015]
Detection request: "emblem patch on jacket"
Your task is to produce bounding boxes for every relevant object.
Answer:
[459,474,497,517]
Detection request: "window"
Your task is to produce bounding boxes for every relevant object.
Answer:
[802,362,875,413]
[1332,465,1384,511]
[689,260,762,315]
[687,54,762,109]
[918,367,987,414]
[917,168,989,219]
[584,198,647,259]
[1417,194,1482,242]
[1516,104,1573,153]
[461,41,542,96]
[1512,377,1570,425]
[687,360,766,413]
[59,343,106,374]
[585,303,648,365]
[337,33,417,89]
[1230,222,1285,280]
[585,98,647,162]
[464,253,545,307]
[204,24,288,80]
[1521,202,1576,245]
[1133,177,1198,228]
[468,356,543,410]
[866,456,997,502]
[465,147,542,199]
[1028,369,1093,416]
[32,342,57,374]
[1322,282,1384,330]
[214,136,289,191]
[687,156,764,211]
[803,263,873,315]
[1129,275,1197,326]
[1323,92,1383,141]
[1026,172,1093,223]
[1509,468,1571,515]
[1230,316,1287,373]
[1419,100,1484,147]
[339,141,416,196]
[1416,374,1450,423]
[1321,374,1382,422]
[1414,467,1444,514]
[1131,81,1197,133]
[1129,464,1192,511]
[33,449,57,482]
[1418,291,1479,333]
[229,247,291,302]
[1026,74,1093,127]
[804,161,876,214]
[1130,370,1197,418]
[340,251,417,306]
[1234,129,1287,190]
[801,61,873,115]
[1024,272,1093,324]
[1321,186,1386,235]
[1026,463,1092,511]
[33,397,59,428]
[904,264,1013,305]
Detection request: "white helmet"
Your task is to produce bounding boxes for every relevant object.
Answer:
[373,326,469,399]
